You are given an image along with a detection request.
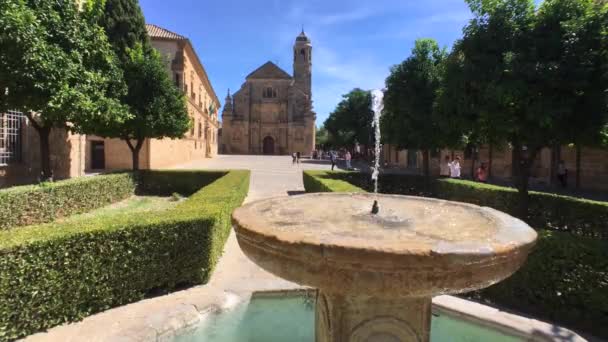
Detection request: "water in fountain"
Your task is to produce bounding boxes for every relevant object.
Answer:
[370,89,384,214]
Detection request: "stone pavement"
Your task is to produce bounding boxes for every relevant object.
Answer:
[24,155,331,342]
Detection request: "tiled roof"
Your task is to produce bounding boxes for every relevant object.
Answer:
[246,61,292,80]
[146,24,186,40]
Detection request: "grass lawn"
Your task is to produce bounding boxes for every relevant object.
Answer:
[56,195,183,224]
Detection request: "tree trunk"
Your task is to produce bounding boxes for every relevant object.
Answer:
[550,144,561,187]
[576,144,581,189]
[512,143,538,220]
[24,112,53,181]
[488,144,493,180]
[422,149,430,191]
[125,138,144,171]
[470,146,476,180]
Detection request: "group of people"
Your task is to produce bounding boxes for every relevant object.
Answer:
[440,155,488,182]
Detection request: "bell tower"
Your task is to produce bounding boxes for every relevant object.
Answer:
[293,30,312,97]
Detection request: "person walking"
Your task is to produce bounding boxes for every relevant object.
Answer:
[476,162,488,182]
[449,156,462,179]
[557,160,568,188]
[345,151,352,170]
[440,155,451,178]
[296,151,301,164]
[292,152,297,165]
[330,152,336,171]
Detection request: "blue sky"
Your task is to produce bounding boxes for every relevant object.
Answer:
[139,0,475,125]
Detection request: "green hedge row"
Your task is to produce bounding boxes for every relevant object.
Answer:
[303,170,608,339]
[0,170,250,341]
[137,170,227,196]
[304,171,608,238]
[467,230,608,339]
[0,173,137,230]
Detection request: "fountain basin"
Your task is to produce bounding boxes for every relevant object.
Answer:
[232,193,537,341]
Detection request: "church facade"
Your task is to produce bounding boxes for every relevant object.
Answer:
[220,31,316,155]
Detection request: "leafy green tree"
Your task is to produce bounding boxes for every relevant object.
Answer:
[454,0,608,216]
[97,0,190,170]
[534,0,608,188]
[324,89,374,151]
[97,0,152,63]
[94,46,190,170]
[315,126,330,149]
[383,39,447,183]
[0,0,127,180]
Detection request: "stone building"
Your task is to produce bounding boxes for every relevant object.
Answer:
[87,24,221,170]
[221,31,316,155]
[382,144,608,191]
[1,24,219,187]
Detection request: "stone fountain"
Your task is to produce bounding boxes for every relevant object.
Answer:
[232,192,537,342]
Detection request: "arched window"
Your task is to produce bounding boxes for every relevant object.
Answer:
[300,48,306,55]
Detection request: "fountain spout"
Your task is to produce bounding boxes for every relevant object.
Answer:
[371,200,380,215]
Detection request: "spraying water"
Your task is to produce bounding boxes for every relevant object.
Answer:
[370,89,384,214]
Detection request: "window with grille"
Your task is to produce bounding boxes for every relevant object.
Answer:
[0,110,24,166]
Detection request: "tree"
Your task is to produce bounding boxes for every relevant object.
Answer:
[94,46,190,170]
[324,89,374,152]
[534,0,608,189]
[315,126,330,149]
[383,38,447,184]
[0,0,128,180]
[455,0,608,217]
[96,0,190,170]
[97,0,151,63]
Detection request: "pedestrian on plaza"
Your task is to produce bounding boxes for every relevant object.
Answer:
[292,152,297,165]
[440,155,451,178]
[296,151,301,164]
[557,160,568,188]
[330,152,336,171]
[449,156,462,179]
[476,162,488,182]
[345,151,352,169]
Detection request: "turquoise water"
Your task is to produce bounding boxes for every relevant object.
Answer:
[174,294,522,342]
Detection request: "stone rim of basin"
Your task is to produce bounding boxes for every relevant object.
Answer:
[232,192,537,297]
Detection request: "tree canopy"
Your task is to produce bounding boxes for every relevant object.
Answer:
[383,38,447,179]
[96,0,190,170]
[324,88,374,150]
[440,0,608,215]
[0,0,128,179]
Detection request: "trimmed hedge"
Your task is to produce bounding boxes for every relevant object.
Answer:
[303,170,608,338]
[469,230,608,339]
[0,173,137,230]
[137,170,227,196]
[302,171,365,193]
[0,170,250,341]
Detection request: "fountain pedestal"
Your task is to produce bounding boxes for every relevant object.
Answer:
[316,293,430,342]
[232,193,537,342]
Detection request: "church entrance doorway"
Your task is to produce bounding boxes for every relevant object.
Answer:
[263,136,275,155]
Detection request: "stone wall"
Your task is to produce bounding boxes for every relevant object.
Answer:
[382,144,608,191]
[1,120,86,188]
